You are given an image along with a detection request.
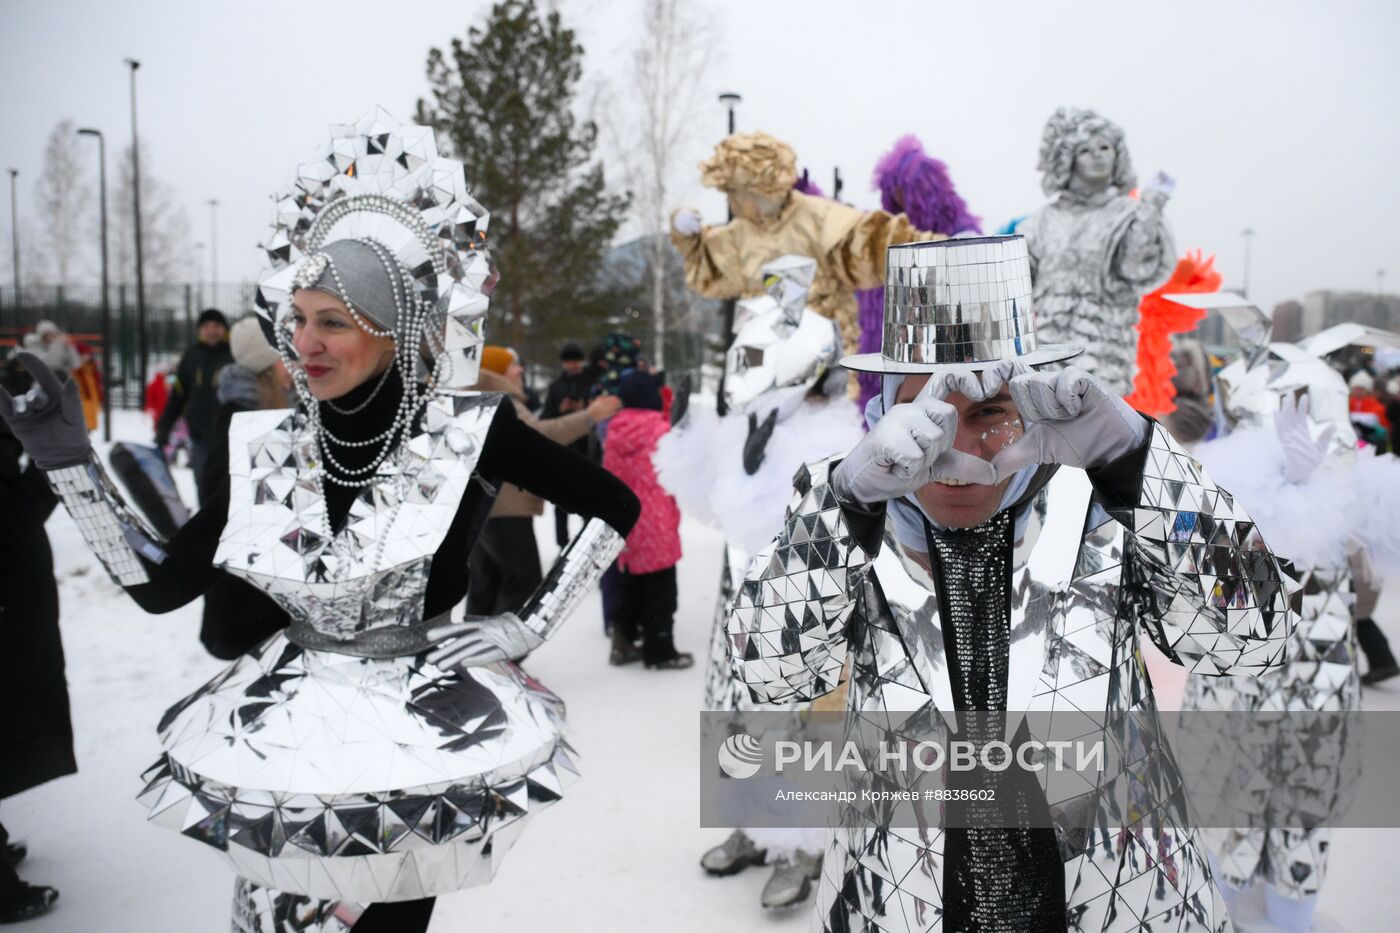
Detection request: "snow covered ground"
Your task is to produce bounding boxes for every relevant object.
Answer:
[6,409,1400,931]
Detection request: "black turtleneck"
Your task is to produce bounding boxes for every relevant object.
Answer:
[125,367,639,617]
[316,365,412,532]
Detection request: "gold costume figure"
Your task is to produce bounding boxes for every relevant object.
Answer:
[670,132,942,355]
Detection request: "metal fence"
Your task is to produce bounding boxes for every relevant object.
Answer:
[0,282,260,407]
[0,282,715,406]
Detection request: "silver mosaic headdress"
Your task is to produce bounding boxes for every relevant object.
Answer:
[725,255,840,415]
[1163,292,1372,442]
[256,107,494,389]
[841,235,1081,374]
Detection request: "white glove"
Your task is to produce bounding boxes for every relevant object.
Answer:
[1276,392,1334,484]
[1141,170,1176,209]
[425,612,544,668]
[991,366,1148,476]
[672,208,703,236]
[833,370,997,505]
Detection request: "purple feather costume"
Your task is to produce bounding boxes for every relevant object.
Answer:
[856,137,981,410]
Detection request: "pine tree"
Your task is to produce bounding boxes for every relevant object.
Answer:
[416,0,631,362]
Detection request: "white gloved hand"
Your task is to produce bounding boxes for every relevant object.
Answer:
[1276,392,1334,484]
[672,208,703,236]
[1141,170,1176,209]
[832,370,997,505]
[1143,170,1176,198]
[990,366,1148,476]
[425,612,544,668]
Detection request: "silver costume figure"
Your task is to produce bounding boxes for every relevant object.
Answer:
[1168,294,1400,931]
[1018,107,1175,396]
[0,110,633,932]
[655,255,863,907]
[726,237,1297,932]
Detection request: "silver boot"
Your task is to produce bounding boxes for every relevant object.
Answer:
[760,850,822,908]
[700,830,767,876]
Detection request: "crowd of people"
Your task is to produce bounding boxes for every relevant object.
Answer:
[0,106,1397,933]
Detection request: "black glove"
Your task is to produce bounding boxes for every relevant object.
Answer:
[0,351,92,470]
[743,409,778,475]
[670,373,693,427]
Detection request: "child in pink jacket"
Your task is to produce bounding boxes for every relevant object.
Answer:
[602,370,692,670]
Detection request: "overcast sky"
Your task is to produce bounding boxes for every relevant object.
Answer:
[3,0,1398,315]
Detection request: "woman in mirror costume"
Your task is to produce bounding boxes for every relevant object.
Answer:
[0,109,639,933]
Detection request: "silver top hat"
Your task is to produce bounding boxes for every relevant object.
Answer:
[841,235,1081,373]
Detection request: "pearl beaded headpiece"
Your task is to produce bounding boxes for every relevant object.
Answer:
[255,107,496,389]
[253,108,496,487]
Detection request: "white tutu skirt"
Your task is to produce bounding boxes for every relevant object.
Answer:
[138,632,577,903]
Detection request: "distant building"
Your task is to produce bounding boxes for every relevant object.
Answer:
[1271,300,1303,342]
[1299,290,1400,335]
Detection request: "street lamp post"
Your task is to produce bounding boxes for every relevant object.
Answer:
[1241,227,1255,299]
[192,243,205,313]
[77,128,112,441]
[7,168,19,318]
[715,92,742,416]
[208,198,219,302]
[125,58,149,395]
[718,93,741,221]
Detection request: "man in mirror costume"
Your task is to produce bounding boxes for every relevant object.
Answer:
[725,235,1299,932]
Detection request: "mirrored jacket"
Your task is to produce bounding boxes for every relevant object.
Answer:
[726,423,1296,932]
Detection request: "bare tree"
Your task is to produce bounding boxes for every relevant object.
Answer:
[628,0,715,368]
[32,119,93,286]
[111,141,192,286]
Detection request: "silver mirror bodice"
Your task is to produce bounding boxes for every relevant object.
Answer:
[214,392,502,640]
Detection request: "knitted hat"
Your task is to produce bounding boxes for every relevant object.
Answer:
[198,308,230,329]
[617,369,663,410]
[229,316,281,374]
[560,341,585,362]
[480,345,518,376]
[1349,370,1375,391]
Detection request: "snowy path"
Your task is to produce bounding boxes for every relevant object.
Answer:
[5,410,1398,931]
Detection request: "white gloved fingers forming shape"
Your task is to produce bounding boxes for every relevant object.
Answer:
[933,448,999,486]
[916,370,963,403]
[989,427,1046,478]
[975,359,1030,400]
[994,365,1148,477]
[1052,368,1093,418]
[877,428,928,480]
[1008,371,1073,422]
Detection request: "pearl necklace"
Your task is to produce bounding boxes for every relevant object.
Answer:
[283,237,455,489]
[324,361,393,415]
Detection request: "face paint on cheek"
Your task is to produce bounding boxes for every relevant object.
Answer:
[978,418,1024,452]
